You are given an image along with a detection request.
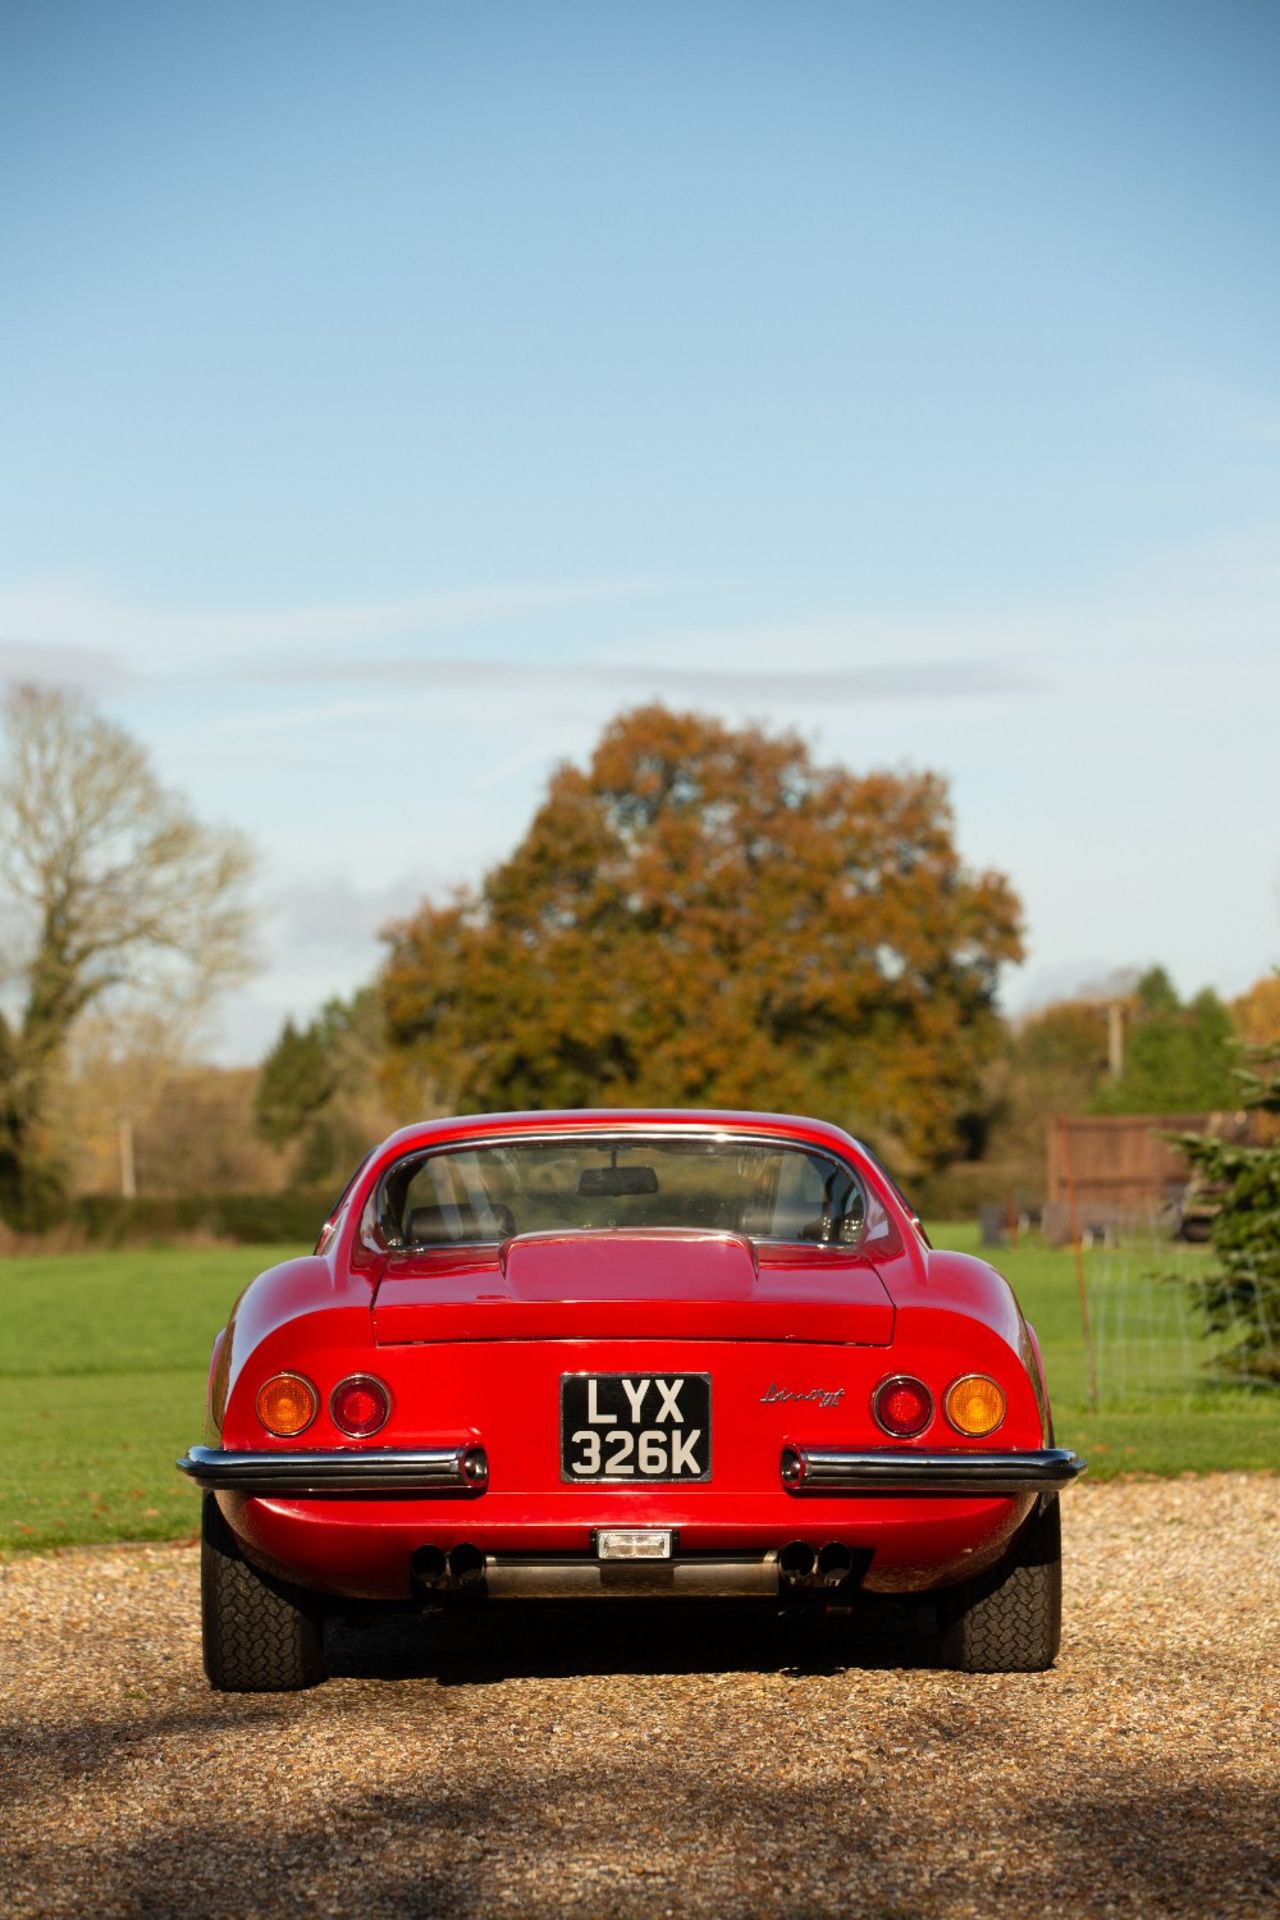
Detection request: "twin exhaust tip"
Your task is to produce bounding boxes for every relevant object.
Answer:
[413,1544,486,1589]
[779,1540,858,1588]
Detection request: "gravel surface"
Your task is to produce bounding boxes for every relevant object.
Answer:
[1,1475,1277,1919]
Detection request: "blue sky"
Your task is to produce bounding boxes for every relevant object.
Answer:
[2,1,1277,1060]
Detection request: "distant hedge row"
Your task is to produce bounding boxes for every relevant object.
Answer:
[67,1190,336,1247]
[54,1175,1025,1247]
[907,1166,1042,1223]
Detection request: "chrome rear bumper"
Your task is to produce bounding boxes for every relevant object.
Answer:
[178,1442,1083,1499]
[780,1445,1085,1494]
[177,1444,489,1493]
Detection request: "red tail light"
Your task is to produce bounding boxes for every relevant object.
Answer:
[330,1374,391,1438]
[872,1375,933,1438]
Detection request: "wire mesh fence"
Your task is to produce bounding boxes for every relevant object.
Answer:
[1081,1233,1278,1408]
[949,1220,1277,1419]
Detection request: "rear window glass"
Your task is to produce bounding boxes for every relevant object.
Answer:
[369,1134,897,1253]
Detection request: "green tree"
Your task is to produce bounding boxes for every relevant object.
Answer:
[1092,967,1239,1115]
[0,685,255,1224]
[1172,1037,1280,1384]
[254,1015,339,1148]
[981,997,1112,1189]
[379,705,1024,1170]
[254,991,397,1186]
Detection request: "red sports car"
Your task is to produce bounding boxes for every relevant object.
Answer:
[180,1109,1084,1689]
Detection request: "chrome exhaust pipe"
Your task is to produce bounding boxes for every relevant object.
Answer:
[778,1541,816,1584]
[482,1553,781,1599]
[411,1545,447,1589]
[817,1543,856,1587]
[448,1543,485,1588]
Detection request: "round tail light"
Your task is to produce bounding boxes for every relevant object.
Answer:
[944,1374,1006,1437]
[872,1375,933,1438]
[330,1374,391,1437]
[256,1373,318,1438]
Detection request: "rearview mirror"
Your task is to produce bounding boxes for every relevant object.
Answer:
[577,1166,659,1196]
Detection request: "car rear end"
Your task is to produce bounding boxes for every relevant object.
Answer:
[182,1115,1083,1686]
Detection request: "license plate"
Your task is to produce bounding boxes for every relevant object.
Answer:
[560,1373,711,1483]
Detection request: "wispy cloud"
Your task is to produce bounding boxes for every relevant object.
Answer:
[0,577,663,674]
[267,872,441,955]
[472,738,568,791]
[0,638,127,689]
[215,697,400,735]
[283,651,1044,703]
[0,578,1048,714]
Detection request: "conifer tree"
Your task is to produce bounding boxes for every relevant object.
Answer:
[1172,1031,1280,1383]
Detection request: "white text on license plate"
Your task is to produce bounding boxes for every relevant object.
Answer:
[560,1373,712,1482]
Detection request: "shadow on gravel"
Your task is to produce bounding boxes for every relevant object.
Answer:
[327,1594,939,1685]
[1023,1778,1280,1918]
[8,1596,1275,1916]
[0,1700,295,1808]
[6,1762,1276,1918]
[0,1604,937,1818]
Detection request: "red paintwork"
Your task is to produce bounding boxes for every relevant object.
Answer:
[372,1233,896,1346]
[208,1110,1052,1601]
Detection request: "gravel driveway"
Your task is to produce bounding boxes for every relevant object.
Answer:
[2,1475,1276,1919]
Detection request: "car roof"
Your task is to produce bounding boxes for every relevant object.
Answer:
[375,1108,865,1161]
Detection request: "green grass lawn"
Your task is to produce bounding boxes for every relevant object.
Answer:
[930,1223,1278,1478]
[0,1232,1274,1552]
[0,1245,296,1553]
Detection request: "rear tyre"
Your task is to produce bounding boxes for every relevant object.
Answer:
[937,1494,1062,1673]
[201,1493,325,1692]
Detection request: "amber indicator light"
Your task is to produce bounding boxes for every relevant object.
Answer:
[256,1373,318,1438]
[944,1374,1006,1438]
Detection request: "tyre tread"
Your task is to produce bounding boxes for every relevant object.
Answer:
[938,1494,1062,1673]
[201,1493,324,1692]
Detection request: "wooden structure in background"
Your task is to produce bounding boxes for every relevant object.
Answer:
[1044,1111,1250,1237]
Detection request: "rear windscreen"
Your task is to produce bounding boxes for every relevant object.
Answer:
[372,1135,898,1253]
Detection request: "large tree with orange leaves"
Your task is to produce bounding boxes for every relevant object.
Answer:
[379,707,1024,1170]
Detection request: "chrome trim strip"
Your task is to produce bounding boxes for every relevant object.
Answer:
[780,1445,1086,1493]
[176,1444,486,1493]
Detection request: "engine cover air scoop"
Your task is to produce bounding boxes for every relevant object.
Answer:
[373,1229,894,1345]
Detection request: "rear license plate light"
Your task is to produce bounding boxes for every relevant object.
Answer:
[596,1529,673,1561]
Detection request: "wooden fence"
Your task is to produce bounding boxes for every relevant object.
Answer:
[1043,1111,1251,1240]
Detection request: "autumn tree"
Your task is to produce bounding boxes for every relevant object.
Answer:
[1233,972,1280,1051]
[50,1030,286,1199]
[379,706,1024,1170]
[0,684,256,1222]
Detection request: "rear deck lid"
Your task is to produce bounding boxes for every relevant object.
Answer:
[372,1229,894,1345]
